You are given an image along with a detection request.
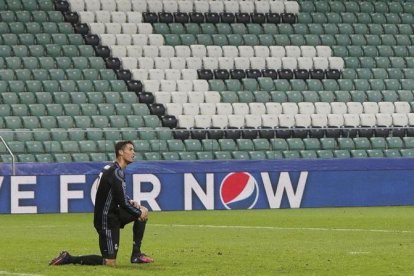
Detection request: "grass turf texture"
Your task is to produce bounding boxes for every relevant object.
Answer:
[0,207,413,275]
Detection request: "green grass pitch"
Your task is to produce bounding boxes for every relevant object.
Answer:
[0,207,413,275]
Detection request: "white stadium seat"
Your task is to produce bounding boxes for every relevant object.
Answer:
[211,115,228,128]
[177,115,195,128]
[126,45,143,57]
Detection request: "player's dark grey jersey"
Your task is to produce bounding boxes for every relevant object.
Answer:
[94,162,141,230]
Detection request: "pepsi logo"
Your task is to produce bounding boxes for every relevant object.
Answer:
[220,172,259,210]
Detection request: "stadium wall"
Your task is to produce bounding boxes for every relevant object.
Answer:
[1,159,414,214]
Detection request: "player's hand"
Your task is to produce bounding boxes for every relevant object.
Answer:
[138,206,148,222]
[129,200,140,208]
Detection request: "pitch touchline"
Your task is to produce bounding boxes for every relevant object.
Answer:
[151,224,414,234]
[0,271,43,276]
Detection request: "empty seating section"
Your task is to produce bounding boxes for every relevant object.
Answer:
[2,0,414,162]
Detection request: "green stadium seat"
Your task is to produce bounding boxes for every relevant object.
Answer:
[400,149,414,158]
[253,91,271,103]
[365,149,384,158]
[25,141,44,154]
[78,140,97,153]
[34,153,53,162]
[212,34,229,46]
[383,149,401,158]
[15,128,32,141]
[18,154,36,163]
[386,137,403,149]
[184,140,202,152]
[196,151,214,160]
[287,138,305,150]
[219,139,237,151]
[179,152,197,160]
[84,128,104,141]
[89,153,107,162]
[54,153,73,163]
[196,34,213,45]
[283,150,300,159]
[270,138,289,151]
[162,152,179,160]
[1,93,18,104]
[212,151,231,160]
[8,141,25,154]
[333,150,351,158]
[96,140,114,153]
[143,152,161,160]
[269,91,287,102]
[148,140,167,155]
[299,150,318,159]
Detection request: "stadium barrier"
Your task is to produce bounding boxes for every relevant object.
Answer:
[1,158,414,214]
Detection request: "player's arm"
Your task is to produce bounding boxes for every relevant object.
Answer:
[111,169,142,218]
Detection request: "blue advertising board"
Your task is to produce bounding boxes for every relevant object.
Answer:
[0,158,414,214]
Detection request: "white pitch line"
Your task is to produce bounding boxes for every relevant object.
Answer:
[0,271,43,276]
[150,224,414,234]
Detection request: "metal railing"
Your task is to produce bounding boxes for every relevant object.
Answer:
[0,136,16,175]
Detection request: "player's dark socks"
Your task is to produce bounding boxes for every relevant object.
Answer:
[132,220,146,254]
[70,255,104,265]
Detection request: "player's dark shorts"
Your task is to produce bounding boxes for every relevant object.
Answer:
[97,209,137,259]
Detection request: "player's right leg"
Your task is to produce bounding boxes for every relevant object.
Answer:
[49,251,104,266]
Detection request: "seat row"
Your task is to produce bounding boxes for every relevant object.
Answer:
[300,0,414,14]
[0,33,85,46]
[344,57,413,69]
[0,82,128,96]
[0,127,173,142]
[1,152,114,163]
[290,23,414,36]
[0,44,95,58]
[0,102,150,117]
[4,136,413,156]
[97,32,411,47]
[142,11,295,25]
[307,34,414,47]
[173,113,414,130]
[79,10,295,24]
[206,78,414,93]
[0,56,106,70]
[343,68,414,80]
[0,68,121,82]
[130,68,338,84]
[166,33,414,47]
[163,101,412,116]
[0,10,64,22]
[0,114,162,129]
[126,56,343,71]
[225,89,414,104]
[0,21,74,34]
[69,0,299,14]
[5,147,414,163]
[332,45,414,58]
[298,12,414,25]
[0,92,139,107]
[0,0,55,10]
[150,22,414,36]
[111,45,332,59]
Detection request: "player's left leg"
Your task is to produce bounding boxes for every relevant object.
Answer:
[119,209,154,263]
[130,220,153,263]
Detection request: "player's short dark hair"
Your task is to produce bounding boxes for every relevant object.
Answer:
[115,140,134,157]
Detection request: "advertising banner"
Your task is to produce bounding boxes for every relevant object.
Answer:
[1,159,414,214]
